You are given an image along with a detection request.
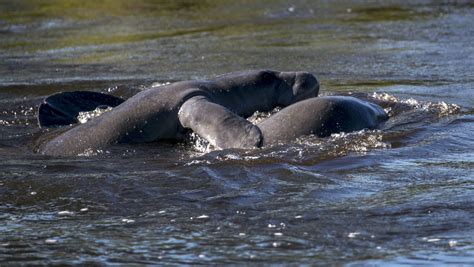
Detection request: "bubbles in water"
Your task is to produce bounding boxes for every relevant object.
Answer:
[77,106,113,124]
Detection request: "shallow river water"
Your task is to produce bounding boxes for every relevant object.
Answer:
[1,0,473,265]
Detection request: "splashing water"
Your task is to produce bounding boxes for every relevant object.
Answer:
[369,92,461,117]
[77,106,113,124]
[205,129,390,164]
[247,106,282,124]
[249,129,390,163]
[299,129,390,153]
[187,132,213,153]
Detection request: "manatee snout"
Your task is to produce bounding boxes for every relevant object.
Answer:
[277,71,319,106]
[293,72,319,102]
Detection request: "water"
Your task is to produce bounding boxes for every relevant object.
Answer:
[1,0,473,265]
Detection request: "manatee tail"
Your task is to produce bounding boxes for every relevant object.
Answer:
[38,91,125,127]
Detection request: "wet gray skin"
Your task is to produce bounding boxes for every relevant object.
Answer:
[258,96,389,145]
[39,70,319,156]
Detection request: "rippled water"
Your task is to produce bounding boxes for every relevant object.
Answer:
[1,1,473,265]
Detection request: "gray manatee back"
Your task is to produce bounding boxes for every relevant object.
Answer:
[258,96,388,145]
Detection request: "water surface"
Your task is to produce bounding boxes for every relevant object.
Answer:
[1,0,473,265]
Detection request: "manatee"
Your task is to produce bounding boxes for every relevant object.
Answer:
[257,96,389,145]
[38,70,319,156]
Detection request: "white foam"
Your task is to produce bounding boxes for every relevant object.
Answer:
[187,132,212,153]
[150,81,171,88]
[371,92,460,116]
[77,106,113,124]
[247,107,281,124]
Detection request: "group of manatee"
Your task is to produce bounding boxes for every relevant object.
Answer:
[37,70,389,156]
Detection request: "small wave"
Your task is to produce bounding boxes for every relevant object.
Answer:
[260,129,389,161]
[297,129,390,153]
[369,92,460,117]
[193,129,389,164]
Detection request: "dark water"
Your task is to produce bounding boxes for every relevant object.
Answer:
[1,0,473,265]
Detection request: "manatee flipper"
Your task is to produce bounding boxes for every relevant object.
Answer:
[38,91,125,127]
[178,96,262,149]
